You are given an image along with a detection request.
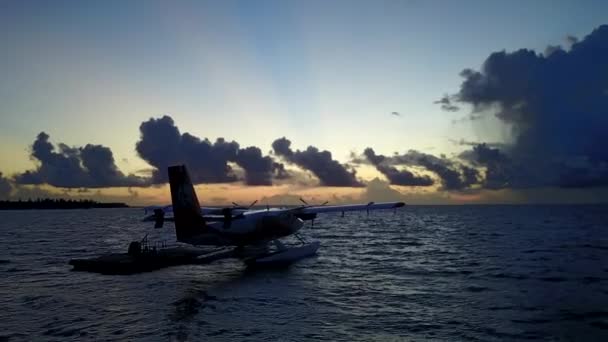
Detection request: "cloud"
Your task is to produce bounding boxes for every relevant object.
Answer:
[363,148,479,190]
[360,178,407,202]
[459,143,516,189]
[543,44,563,57]
[443,24,608,189]
[234,146,286,186]
[565,35,579,46]
[136,115,286,185]
[357,178,464,205]
[448,138,506,149]
[0,173,12,200]
[15,132,146,188]
[259,193,304,206]
[272,162,290,180]
[363,148,434,186]
[136,116,239,184]
[391,111,401,117]
[7,116,302,189]
[272,137,363,187]
[434,94,460,112]
[396,150,480,190]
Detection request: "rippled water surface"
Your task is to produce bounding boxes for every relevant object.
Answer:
[1,205,608,341]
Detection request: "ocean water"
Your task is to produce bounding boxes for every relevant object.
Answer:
[1,205,607,341]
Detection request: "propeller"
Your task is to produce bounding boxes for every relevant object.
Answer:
[296,198,329,227]
[232,199,258,209]
[221,207,233,229]
[299,197,328,207]
[219,199,259,229]
[221,201,258,229]
[153,208,165,228]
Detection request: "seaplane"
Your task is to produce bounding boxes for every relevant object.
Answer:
[144,165,405,267]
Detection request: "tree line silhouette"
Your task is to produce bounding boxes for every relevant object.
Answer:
[0,198,128,210]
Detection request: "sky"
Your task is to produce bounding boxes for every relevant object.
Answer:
[1,0,607,205]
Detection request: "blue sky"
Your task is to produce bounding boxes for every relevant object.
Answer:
[1,0,607,204]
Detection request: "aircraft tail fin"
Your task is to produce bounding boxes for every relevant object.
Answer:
[168,165,207,242]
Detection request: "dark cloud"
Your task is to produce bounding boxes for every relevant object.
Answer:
[15,132,146,188]
[9,116,291,189]
[272,162,290,180]
[272,137,363,187]
[448,138,505,149]
[376,164,434,187]
[543,44,563,57]
[271,137,293,158]
[0,172,12,199]
[459,143,509,166]
[459,143,515,189]
[81,145,142,187]
[461,165,479,187]
[136,116,236,184]
[434,94,460,112]
[394,150,479,190]
[363,148,386,165]
[234,146,279,186]
[136,116,284,185]
[363,148,434,186]
[444,25,608,189]
[362,148,480,190]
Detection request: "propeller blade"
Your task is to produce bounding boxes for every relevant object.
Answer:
[232,201,240,207]
[299,197,308,205]
[248,199,258,208]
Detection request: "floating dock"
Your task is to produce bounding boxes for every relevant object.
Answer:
[69,239,320,274]
[69,242,235,275]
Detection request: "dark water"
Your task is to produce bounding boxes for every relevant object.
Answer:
[1,206,607,341]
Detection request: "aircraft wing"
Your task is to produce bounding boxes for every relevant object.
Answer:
[144,202,404,215]
[144,206,251,214]
[142,205,247,221]
[297,201,405,214]
[143,202,404,223]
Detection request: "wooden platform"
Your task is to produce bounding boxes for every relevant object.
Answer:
[69,247,235,275]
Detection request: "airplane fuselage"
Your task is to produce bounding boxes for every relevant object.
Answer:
[163,165,404,250]
[179,208,305,246]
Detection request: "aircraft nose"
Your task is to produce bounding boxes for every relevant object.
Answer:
[290,216,304,233]
[280,213,303,233]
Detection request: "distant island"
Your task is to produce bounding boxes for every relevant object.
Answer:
[0,198,129,210]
